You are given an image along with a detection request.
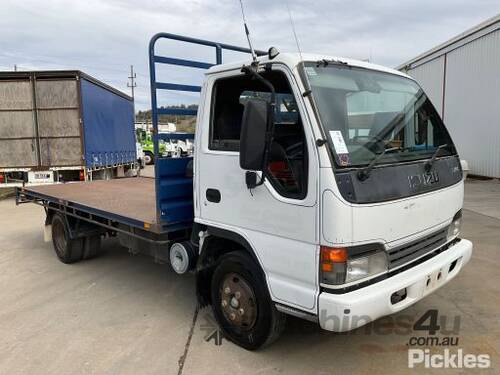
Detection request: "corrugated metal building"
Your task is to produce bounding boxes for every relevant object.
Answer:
[398,14,500,178]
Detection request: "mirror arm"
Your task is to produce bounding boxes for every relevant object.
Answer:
[241,65,277,185]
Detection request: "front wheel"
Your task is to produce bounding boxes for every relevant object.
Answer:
[210,251,286,350]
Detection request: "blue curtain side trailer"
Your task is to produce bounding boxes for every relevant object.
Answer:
[0,70,136,185]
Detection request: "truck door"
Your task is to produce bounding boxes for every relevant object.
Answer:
[35,77,82,167]
[196,67,319,312]
[0,76,39,169]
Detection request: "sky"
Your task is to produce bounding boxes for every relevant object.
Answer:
[1,0,498,111]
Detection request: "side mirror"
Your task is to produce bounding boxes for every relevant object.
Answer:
[239,99,269,171]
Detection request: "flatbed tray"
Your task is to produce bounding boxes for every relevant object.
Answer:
[24,177,157,226]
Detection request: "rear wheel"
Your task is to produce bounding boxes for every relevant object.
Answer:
[210,251,286,350]
[51,214,84,264]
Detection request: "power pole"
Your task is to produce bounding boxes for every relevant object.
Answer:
[14,64,17,71]
[127,65,137,122]
[127,65,137,100]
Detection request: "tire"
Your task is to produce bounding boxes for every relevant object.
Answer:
[144,151,154,165]
[210,251,286,350]
[51,214,84,264]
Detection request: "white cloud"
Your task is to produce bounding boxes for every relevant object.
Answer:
[1,0,498,109]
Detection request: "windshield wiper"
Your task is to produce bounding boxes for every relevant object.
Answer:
[357,147,401,181]
[424,144,448,172]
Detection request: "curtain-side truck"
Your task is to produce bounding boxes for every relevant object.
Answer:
[17,33,473,350]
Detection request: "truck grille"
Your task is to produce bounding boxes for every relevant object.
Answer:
[388,228,448,269]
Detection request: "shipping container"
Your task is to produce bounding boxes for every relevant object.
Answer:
[0,70,136,185]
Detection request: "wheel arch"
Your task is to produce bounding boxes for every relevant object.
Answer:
[196,225,268,307]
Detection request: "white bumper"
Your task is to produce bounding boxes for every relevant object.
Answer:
[318,239,473,332]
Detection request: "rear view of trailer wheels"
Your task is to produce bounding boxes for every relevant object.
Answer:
[210,251,286,350]
[51,213,101,264]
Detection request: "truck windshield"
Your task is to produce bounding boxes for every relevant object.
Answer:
[303,62,457,168]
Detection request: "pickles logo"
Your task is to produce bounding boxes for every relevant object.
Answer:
[408,349,491,369]
[407,310,491,369]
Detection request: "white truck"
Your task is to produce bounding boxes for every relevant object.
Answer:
[17,33,472,350]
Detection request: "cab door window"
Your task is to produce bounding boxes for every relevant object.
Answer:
[210,70,308,199]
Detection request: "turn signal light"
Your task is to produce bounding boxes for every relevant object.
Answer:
[320,247,348,263]
[321,263,333,272]
[320,246,348,285]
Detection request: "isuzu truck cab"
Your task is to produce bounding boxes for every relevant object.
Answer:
[18,34,472,350]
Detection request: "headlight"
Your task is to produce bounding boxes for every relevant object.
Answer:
[447,210,462,241]
[320,246,388,285]
[346,251,388,283]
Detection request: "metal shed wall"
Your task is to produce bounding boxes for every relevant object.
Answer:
[406,56,445,117]
[399,16,500,178]
[443,28,500,178]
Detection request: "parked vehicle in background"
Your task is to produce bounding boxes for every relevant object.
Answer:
[177,138,194,156]
[136,141,145,168]
[17,33,473,350]
[0,71,137,185]
[136,127,193,163]
[136,128,153,165]
[136,128,165,164]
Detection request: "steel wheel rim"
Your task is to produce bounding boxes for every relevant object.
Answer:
[219,272,257,330]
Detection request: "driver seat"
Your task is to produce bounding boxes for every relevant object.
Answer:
[268,142,300,190]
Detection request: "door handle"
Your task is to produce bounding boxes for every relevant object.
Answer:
[206,188,221,203]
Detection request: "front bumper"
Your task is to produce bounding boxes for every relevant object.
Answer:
[318,238,473,332]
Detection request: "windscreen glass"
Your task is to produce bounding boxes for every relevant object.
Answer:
[303,63,456,167]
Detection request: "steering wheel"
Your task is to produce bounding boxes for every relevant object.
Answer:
[285,142,303,159]
[351,135,389,154]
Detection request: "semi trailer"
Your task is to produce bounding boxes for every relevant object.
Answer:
[0,70,137,185]
[17,33,473,350]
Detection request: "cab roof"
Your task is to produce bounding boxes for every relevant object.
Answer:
[206,52,411,79]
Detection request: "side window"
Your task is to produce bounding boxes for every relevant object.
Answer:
[210,77,245,151]
[210,71,308,199]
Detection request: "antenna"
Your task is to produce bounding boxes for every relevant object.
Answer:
[285,0,303,62]
[238,0,257,64]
